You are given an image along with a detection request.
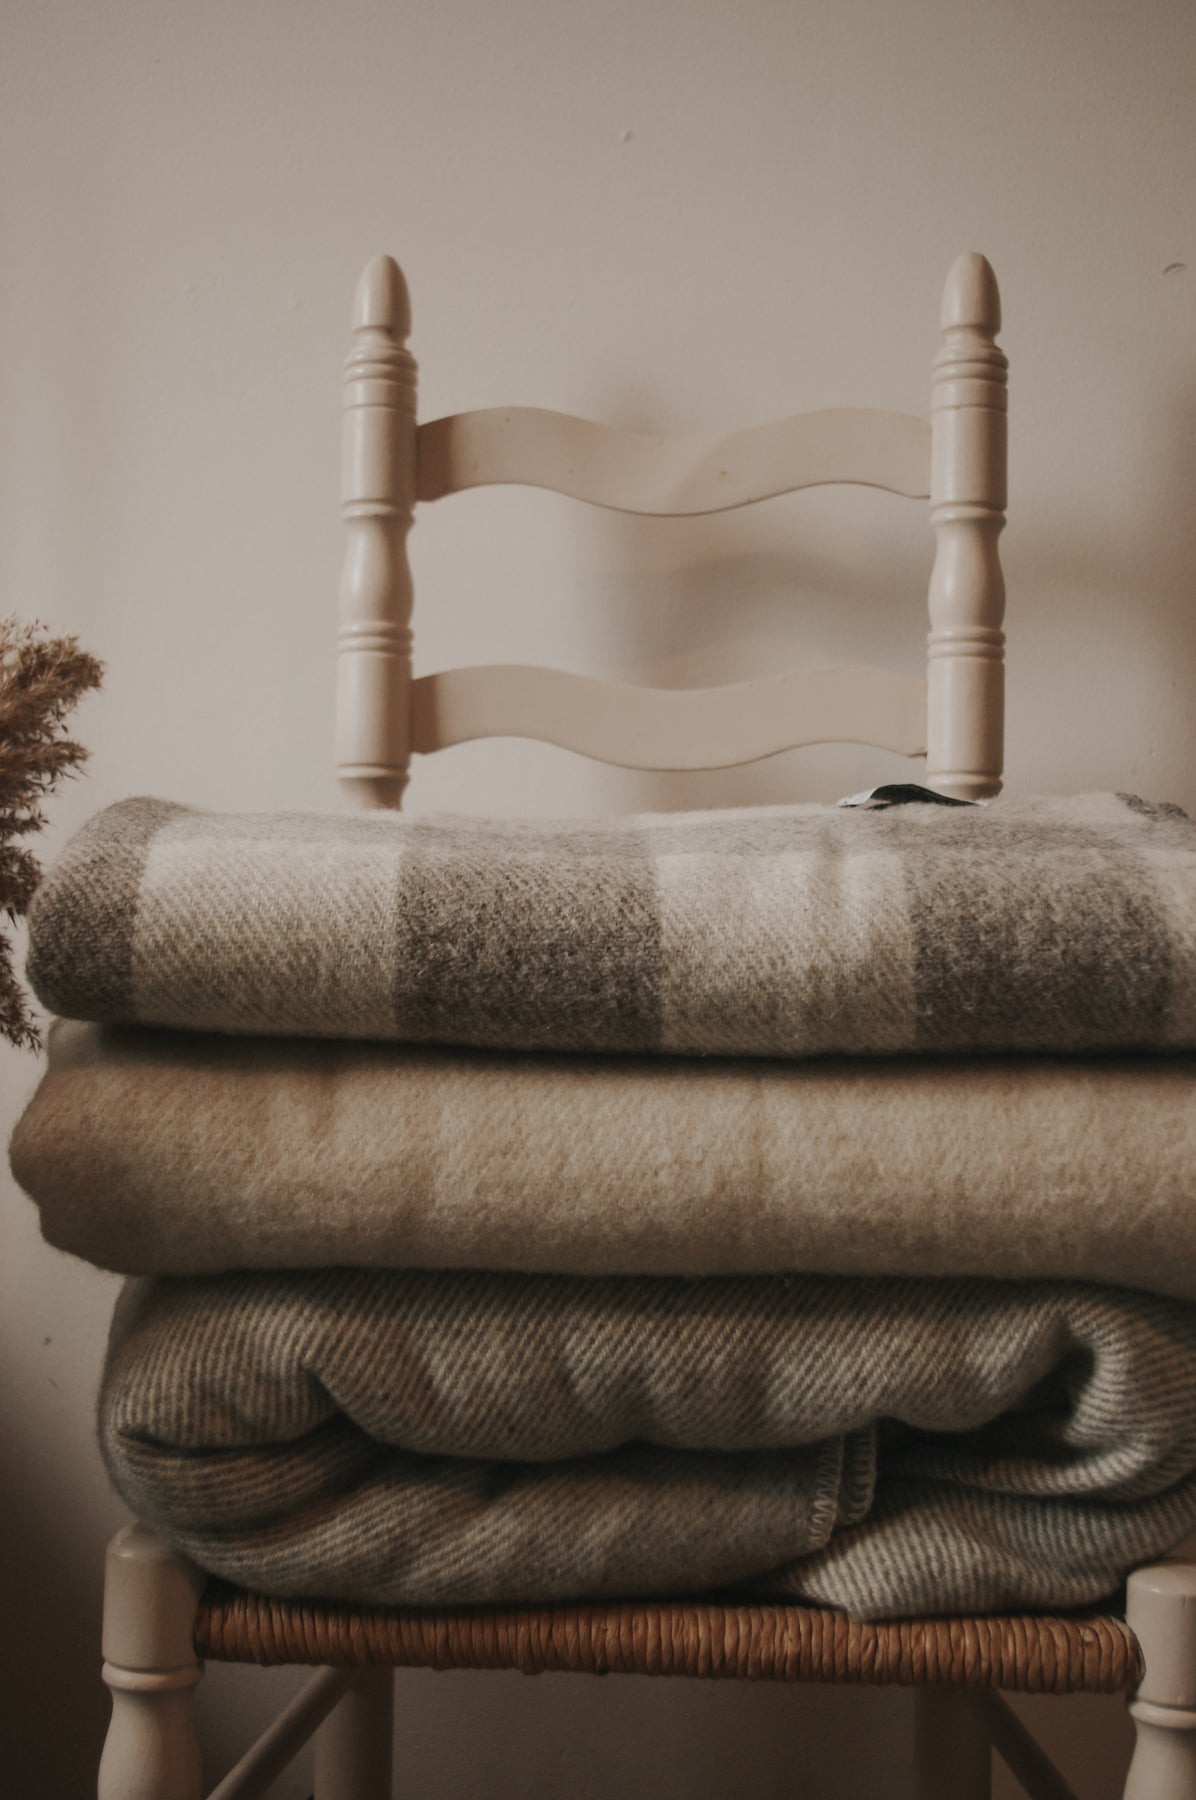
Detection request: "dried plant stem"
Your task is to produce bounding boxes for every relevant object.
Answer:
[0,618,103,1049]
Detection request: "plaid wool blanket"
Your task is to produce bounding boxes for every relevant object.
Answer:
[13,1020,1196,1293]
[100,1268,1196,1618]
[26,791,1196,1057]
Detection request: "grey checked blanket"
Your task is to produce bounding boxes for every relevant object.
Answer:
[27,790,1196,1056]
[100,1269,1196,1618]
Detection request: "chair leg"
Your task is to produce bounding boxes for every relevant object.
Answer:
[98,1524,205,1800]
[313,1667,394,1800]
[1125,1560,1196,1800]
[913,1689,993,1800]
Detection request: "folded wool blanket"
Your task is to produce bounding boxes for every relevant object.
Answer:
[15,1021,1196,1295]
[25,790,1196,1057]
[100,1268,1196,1618]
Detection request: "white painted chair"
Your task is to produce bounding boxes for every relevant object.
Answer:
[97,254,1196,1800]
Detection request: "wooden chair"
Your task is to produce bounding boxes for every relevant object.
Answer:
[96,253,1196,1800]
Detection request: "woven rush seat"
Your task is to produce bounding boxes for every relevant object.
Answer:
[195,1587,1142,1696]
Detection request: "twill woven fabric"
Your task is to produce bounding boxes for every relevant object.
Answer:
[25,790,1196,1057]
[20,787,1196,1620]
[13,1020,1196,1294]
[99,1268,1196,1619]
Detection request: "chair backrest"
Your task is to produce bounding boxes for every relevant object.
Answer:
[335,252,1006,809]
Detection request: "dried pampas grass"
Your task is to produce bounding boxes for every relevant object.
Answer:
[1,618,102,1049]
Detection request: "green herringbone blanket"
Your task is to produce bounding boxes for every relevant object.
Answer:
[100,1267,1196,1619]
[27,790,1196,1056]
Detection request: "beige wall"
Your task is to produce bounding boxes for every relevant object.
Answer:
[2,0,1193,1792]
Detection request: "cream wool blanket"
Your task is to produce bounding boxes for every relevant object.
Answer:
[14,1021,1196,1294]
[25,791,1196,1058]
[100,1268,1196,1618]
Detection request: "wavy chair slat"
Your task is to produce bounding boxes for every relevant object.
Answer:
[411,662,928,767]
[415,406,932,513]
[335,251,1007,809]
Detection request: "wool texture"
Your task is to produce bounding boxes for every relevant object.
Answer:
[99,1267,1196,1618]
[25,790,1196,1057]
[13,1019,1196,1295]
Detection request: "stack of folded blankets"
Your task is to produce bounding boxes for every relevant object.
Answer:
[11,789,1196,1621]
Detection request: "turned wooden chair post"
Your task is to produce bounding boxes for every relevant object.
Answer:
[336,254,417,811]
[927,251,1006,801]
[97,1521,396,1800]
[99,1524,205,1800]
[1125,1562,1196,1799]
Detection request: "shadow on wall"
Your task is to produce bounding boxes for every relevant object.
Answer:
[554,382,1196,815]
[566,478,935,813]
[0,1430,114,1797]
[510,371,933,814]
[1000,388,1196,801]
[390,1668,919,1800]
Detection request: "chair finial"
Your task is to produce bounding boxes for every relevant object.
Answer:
[339,254,417,810]
[353,255,411,339]
[940,252,1000,334]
